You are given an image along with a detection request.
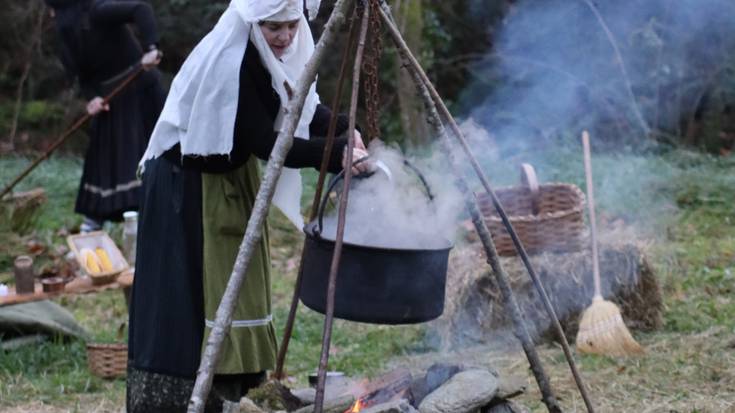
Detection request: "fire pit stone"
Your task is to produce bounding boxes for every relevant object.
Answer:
[417,369,499,413]
[409,363,462,405]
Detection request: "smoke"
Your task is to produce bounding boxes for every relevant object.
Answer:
[464,0,735,151]
[448,0,735,229]
[317,142,463,250]
[421,0,735,352]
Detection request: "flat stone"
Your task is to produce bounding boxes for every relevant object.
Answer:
[410,363,463,405]
[418,369,499,413]
[362,398,419,413]
[495,375,526,399]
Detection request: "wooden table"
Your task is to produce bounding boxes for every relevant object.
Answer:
[0,270,133,307]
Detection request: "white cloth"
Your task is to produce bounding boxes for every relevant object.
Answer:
[140,0,323,228]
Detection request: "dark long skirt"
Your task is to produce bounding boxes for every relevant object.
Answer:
[75,69,165,222]
[126,155,206,412]
[128,156,205,378]
[126,156,266,412]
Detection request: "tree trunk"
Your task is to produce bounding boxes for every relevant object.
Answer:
[393,0,429,147]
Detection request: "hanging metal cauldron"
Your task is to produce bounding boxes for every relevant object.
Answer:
[299,161,453,325]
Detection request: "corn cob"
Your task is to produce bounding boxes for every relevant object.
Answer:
[80,248,101,274]
[95,248,114,272]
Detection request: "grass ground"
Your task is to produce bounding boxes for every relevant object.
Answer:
[0,149,733,412]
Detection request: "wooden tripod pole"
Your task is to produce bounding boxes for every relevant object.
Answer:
[1,65,144,199]
[379,3,595,412]
[274,11,358,380]
[313,5,369,412]
[186,1,352,411]
[391,26,561,413]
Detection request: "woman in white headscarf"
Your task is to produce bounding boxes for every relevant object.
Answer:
[127,1,369,411]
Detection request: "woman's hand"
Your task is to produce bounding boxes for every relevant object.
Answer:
[343,147,372,176]
[341,130,372,175]
[354,129,366,150]
[141,49,162,70]
[86,97,110,116]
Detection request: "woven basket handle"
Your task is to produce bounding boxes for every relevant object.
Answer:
[116,322,127,342]
[520,163,540,215]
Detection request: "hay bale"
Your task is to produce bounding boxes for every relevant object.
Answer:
[433,230,663,348]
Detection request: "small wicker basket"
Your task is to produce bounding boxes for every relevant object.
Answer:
[87,324,127,379]
[477,164,586,256]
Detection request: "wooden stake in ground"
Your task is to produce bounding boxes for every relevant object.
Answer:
[186,1,352,412]
[576,130,645,356]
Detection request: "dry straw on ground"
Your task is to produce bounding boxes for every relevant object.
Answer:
[435,224,663,349]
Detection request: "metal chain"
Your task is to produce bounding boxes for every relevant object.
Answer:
[362,0,383,142]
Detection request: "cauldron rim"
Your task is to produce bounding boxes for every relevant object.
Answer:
[303,221,454,253]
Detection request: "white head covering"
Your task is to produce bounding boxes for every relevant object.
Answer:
[141,0,323,228]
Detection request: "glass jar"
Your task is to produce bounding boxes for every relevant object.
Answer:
[122,211,138,267]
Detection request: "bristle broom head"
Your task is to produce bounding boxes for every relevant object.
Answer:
[576,297,644,356]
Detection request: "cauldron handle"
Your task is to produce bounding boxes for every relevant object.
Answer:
[315,169,347,237]
[314,156,373,236]
[520,163,540,215]
[315,157,435,236]
[402,159,434,201]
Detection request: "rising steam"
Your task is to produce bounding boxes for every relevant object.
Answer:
[317,143,463,250]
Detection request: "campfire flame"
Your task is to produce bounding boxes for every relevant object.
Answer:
[348,398,365,412]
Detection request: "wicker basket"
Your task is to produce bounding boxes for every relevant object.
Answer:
[87,324,128,379]
[477,164,586,256]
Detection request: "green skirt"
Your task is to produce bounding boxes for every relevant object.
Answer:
[201,158,277,375]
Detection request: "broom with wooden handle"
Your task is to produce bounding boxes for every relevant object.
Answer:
[576,130,644,356]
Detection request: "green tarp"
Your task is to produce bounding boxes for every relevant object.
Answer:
[0,300,88,342]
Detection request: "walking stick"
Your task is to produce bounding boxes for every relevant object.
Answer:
[1,64,144,199]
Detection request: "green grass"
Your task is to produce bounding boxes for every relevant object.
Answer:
[654,165,735,334]
[1,149,735,411]
[0,156,426,409]
[0,155,83,278]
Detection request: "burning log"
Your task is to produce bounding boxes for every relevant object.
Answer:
[345,369,413,412]
[357,399,417,413]
[437,232,663,348]
[291,394,355,413]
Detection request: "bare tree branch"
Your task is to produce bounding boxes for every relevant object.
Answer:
[580,0,651,136]
[7,0,45,148]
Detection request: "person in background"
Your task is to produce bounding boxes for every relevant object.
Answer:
[127,0,370,411]
[44,0,164,232]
